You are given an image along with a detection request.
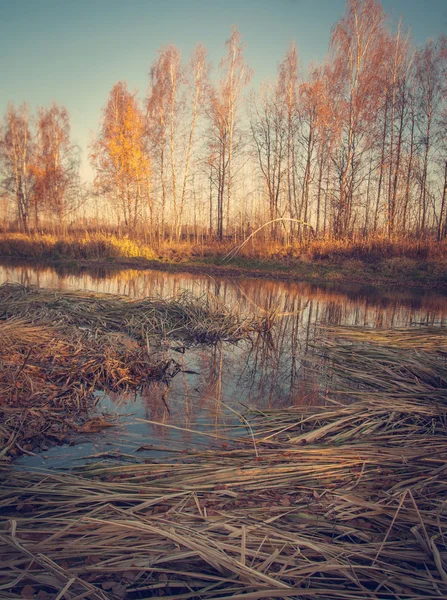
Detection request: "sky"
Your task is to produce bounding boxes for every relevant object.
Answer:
[1,0,446,181]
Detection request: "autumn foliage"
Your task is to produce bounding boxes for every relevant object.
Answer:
[1,0,447,245]
[91,82,150,230]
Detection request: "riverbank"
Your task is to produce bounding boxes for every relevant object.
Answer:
[1,326,446,598]
[1,232,446,290]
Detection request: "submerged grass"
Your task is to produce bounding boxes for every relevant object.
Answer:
[0,283,270,459]
[0,325,446,598]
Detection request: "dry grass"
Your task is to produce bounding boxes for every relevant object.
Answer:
[0,325,446,598]
[0,283,270,459]
[0,283,270,344]
[316,326,447,403]
[0,231,446,264]
[1,231,446,290]
[0,317,170,459]
[304,235,447,262]
[0,232,157,261]
[1,439,446,599]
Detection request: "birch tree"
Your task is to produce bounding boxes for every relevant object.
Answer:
[91,82,150,231]
[0,103,34,231]
[147,45,184,240]
[177,44,210,240]
[329,0,387,237]
[208,26,252,239]
[277,44,299,223]
[249,82,287,235]
[414,38,445,234]
[34,103,78,226]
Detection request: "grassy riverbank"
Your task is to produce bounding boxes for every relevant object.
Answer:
[1,326,446,598]
[1,232,446,289]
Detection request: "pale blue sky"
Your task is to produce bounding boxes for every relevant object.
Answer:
[1,0,446,181]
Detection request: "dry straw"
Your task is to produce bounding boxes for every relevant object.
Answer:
[0,283,270,459]
[0,298,446,598]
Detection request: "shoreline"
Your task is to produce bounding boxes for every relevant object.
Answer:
[1,253,446,292]
[0,231,445,291]
[0,284,265,461]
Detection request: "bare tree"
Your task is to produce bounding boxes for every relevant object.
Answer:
[436,37,447,239]
[414,38,445,234]
[249,83,287,238]
[208,26,252,239]
[178,45,210,240]
[147,45,186,241]
[278,44,299,226]
[388,29,412,235]
[329,0,387,237]
[298,66,332,237]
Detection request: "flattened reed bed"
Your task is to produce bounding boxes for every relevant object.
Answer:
[0,282,271,344]
[0,430,446,597]
[1,325,447,598]
[0,317,171,460]
[317,326,447,402]
[0,283,270,460]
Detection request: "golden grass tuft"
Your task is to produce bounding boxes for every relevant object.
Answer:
[0,231,158,261]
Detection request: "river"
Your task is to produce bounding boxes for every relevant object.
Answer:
[1,260,445,468]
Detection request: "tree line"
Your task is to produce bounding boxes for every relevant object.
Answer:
[1,0,447,242]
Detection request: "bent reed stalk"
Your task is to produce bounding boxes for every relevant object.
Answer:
[0,324,446,598]
[222,218,316,261]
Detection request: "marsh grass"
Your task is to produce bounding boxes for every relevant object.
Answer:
[0,325,446,598]
[317,326,447,402]
[0,232,157,261]
[0,317,171,459]
[0,282,269,344]
[0,283,270,459]
[0,231,445,264]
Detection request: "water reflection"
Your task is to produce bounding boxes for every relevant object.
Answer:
[2,260,445,466]
[1,260,445,326]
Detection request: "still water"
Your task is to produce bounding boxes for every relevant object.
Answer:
[1,261,445,468]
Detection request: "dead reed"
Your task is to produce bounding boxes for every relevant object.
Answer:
[1,231,445,263]
[318,326,447,403]
[1,439,446,599]
[0,324,446,598]
[0,282,269,344]
[0,317,171,460]
[0,284,269,459]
